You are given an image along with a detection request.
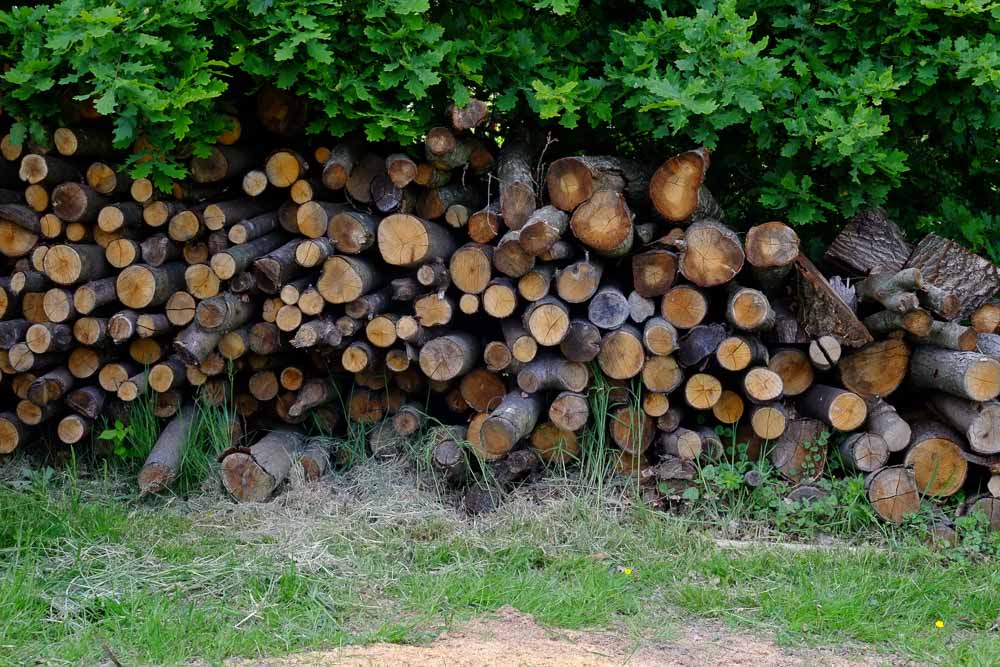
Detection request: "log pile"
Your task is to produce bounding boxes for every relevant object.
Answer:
[1,101,999,530]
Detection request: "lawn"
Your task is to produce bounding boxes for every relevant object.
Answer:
[1,459,999,666]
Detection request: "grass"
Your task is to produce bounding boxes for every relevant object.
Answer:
[2,460,999,666]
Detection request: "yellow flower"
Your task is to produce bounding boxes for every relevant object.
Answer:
[623,567,633,575]
[935,620,944,629]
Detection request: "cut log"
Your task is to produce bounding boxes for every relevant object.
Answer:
[517,265,554,302]
[523,296,570,346]
[912,321,978,351]
[767,348,814,396]
[715,335,768,372]
[771,417,827,483]
[220,430,304,502]
[556,258,602,304]
[648,148,718,222]
[660,428,703,461]
[749,403,787,440]
[530,422,580,464]
[547,155,649,211]
[517,356,588,393]
[116,262,185,309]
[971,303,1000,334]
[863,309,933,338]
[479,391,543,460]
[904,421,968,497]
[497,135,535,230]
[799,385,867,431]
[138,408,195,495]
[865,465,921,524]
[676,323,727,369]
[928,394,1000,455]
[27,366,74,405]
[493,230,535,278]
[909,347,1000,402]
[597,326,645,380]
[610,405,654,454]
[743,367,784,403]
[632,249,678,298]
[808,335,842,371]
[519,206,569,256]
[865,398,911,453]
[837,338,910,398]
[661,285,708,330]
[855,268,922,313]
[26,322,73,353]
[174,324,221,366]
[548,391,589,432]
[684,373,722,410]
[726,285,774,332]
[570,190,634,256]
[642,317,679,357]
[419,333,479,381]
[43,244,109,285]
[378,214,456,268]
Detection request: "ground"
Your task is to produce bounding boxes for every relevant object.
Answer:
[2,457,998,666]
[235,606,895,666]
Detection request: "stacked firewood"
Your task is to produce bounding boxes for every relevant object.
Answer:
[0,96,998,527]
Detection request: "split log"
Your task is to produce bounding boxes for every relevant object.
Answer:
[825,208,912,274]
[808,335,842,371]
[793,254,872,347]
[903,233,1000,319]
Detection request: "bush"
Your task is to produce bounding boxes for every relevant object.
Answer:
[1,0,997,256]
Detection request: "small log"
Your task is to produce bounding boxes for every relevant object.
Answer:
[684,373,722,410]
[149,356,187,393]
[253,239,303,293]
[517,356,588,393]
[549,391,589,432]
[660,428,703,461]
[449,243,493,294]
[912,320,978,351]
[587,286,630,330]
[771,417,827,483]
[971,303,1000,334]
[19,154,80,186]
[610,405,655,454]
[431,426,471,485]
[497,134,536,231]
[530,422,580,464]
[174,323,221,366]
[115,262,185,309]
[559,319,601,363]
[43,244,109,285]
[808,335,842,371]
[523,296,570,347]
[711,390,745,425]
[678,220,744,287]
[648,148,719,222]
[863,309,933,338]
[228,211,280,244]
[726,285,775,332]
[220,430,304,502]
[519,206,569,257]
[799,385,867,431]
[676,323,727,369]
[27,366,74,405]
[641,354,684,394]
[631,249,678,298]
[26,322,73,353]
[51,183,109,223]
[556,258,602,304]
[493,230,534,278]
[865,398,911,453]
[547,155,650,212]
[570,190,634,256]
[715,335,768,372]
[468,202,502,244]
[459,368,507,413]
[597,325,645,380]
[66,385,106,420]
[743,367,784,404]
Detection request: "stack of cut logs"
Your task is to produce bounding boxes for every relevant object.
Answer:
[1,95,999,528]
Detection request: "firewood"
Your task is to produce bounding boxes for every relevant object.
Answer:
[836,338,910,398]
[904,421,968,497]
[682,372,721,410]
[711,390,745,425]
[742,367,784,404]
[677,220,744,287]
[516,356,588,394]
[529,422,580,464]
[138,408,195,495]
[519,206,569,256]
[116,371,148,402]
[497,134,535,230]
[725,285,774,332]
[799,385,867,431]
[86,162,132,197]
[25,322,73,353]
[912,320,978,351]
[19,154,79,187]
[570,190,634,256]
[517,265,553,304]
[715,335,768,372]
[648,148,720,223]
[419,333,478,381]
[677,323,727,369]
[641,354,684,394]
[971,303,1000,334]
[766,348,813,397]
[587,286,629,330]
[909,347,1000,402]
[26,366,74,405]
[610,405,654,454]
[0,319,31,349]
[556,258,602,303]
[66,385,106,420]
[449,243,493,295]
[594,325,643,381]
[863,309,933,338]
[16,400,61,426]
[928,394,1000,455]
[661,284,708,330]
[904,233,1000,320]
[493,230,534,278]
[189,145,255,183]
[523,296,570,347]
[174,323,221,366]
[866,465,921,524]
[220,430,304,502]
[418,184,480,221]
[794,254,872,347]
[479,391,542,460]
[808,335,842,371]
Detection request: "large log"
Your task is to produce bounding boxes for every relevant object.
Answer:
[825,208,912,275]
[903,233,1000,319]
[648,148,720,222]
[904,421,968,497]
[793,254,873,348]
[479,391,543,460]
[220,430,304,502]
[909,347,1000,402]
[138,408,195,495]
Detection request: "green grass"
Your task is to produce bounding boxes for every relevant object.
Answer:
[2,463,999,666]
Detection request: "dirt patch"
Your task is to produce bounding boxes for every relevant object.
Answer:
[232,606,906,667]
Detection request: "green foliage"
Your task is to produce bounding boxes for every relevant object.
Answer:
[0,0,997,249]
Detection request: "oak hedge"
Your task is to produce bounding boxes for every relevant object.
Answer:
[1,0,997,257]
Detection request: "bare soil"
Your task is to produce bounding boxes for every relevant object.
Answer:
[232,606,909,667]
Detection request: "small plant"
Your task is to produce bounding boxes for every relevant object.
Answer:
[98,419,132,459]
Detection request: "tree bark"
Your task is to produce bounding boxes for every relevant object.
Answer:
[220,430,304,502]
